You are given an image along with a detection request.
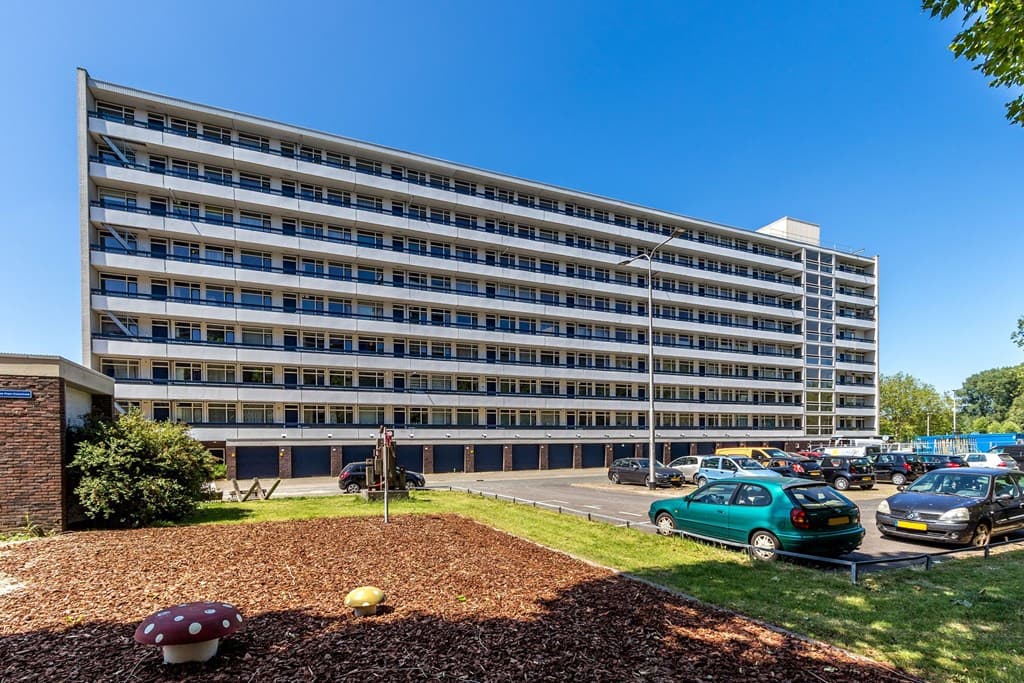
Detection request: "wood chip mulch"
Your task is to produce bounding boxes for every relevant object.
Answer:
[0,515,918,682]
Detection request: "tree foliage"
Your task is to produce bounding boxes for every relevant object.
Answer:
[69,411,218,528]
[880,372,953,441]
[1013,315,1024,349]
[923,1,1024,127]
[957,364,1024,420]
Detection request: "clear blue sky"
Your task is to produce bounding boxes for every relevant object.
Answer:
[1,1,1021,393]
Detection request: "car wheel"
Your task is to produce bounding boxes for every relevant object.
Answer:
[696,476,708,488]
[643,475,651,487]
[610,472,621,484]
[671,481,682,488]
[344,482,360,494]
[970,522,991,547]
[749,530,781,561]
[655,512,677,536]
[833,476,850,491]
[860,484,874,490]
[891,473,907,487]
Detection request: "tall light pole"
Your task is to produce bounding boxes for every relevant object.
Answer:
[618,228,683,490]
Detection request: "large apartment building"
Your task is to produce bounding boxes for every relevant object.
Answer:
[78,69,879,478]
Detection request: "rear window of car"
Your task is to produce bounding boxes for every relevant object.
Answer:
[787,486,850,508]
[733,457,764,469]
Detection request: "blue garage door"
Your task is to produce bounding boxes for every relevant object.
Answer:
[433,444,464,472]
[291,446,331,478]
[396,444,423,471]
[511,444,539,470]
[475,444,503,471]
[696,442,716,456]
[613,443,634,459]
[236,446,279,479]
[671,443,691,460]
[581,443,606,468]
[548,444,574,469]
[343,445,374,466]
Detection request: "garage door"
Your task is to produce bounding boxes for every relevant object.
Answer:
[343,445,374,466]
[396,444,423,472]
[671,442,691,460]
[235,446,279,479]
[696,442,716,455]
[511,444,539,470]
[433,444,464,473]
[291,446,331,478]
[581,443,606,468]
[548,444,573,469]
[475,444,503,472]
[613,443,634,459]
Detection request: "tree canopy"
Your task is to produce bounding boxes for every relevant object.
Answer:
[957,364,1024,421]
[880,372,953,441]
[923,1,1024,127]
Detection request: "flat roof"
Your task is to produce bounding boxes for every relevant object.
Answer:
[0,354,114,395]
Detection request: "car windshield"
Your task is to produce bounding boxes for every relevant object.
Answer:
[788,486,850,508]
[733,458,764,470]
[906,472,991,497]
[761,448,788,458]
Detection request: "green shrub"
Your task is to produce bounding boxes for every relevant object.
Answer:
[69,411,218,528]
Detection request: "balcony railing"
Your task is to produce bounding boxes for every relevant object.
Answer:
[91,243,803,336]
[92,333,804,382]
[91,290,804,359]
[90,110,808,264]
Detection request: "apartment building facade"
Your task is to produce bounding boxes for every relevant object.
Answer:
[78,69,879,478]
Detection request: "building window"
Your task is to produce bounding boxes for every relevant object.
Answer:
[174,402,203,424]
[207,403,236,424]
[100,358,139,379]
[242,404,274,423]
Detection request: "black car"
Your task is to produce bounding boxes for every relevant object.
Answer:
[876,467,1024,546]
[608,458,682,487]
[818,456,876,491]
[338,462,426,493]
[766,456,824,481]
[869,452,927,486]
[918,454,967,471]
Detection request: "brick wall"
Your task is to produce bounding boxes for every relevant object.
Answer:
[0,376,66,532]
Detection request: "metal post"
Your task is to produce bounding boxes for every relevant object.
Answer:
[382,429,389,524]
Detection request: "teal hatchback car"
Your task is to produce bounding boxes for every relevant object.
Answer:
[648,477,865,560]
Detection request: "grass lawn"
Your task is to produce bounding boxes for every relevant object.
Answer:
[191,491,1024,683]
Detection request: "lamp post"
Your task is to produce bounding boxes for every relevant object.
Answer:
[618,228,683,489]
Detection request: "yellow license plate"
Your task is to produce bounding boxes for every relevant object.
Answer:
[896,520,927,531]
[828,516,850,526]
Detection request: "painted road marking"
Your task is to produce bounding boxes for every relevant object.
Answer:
[546,500,570,504]
[583,505,601,509]
[618,511,642,517]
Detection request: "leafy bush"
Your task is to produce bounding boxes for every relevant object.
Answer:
[69,411,218,528]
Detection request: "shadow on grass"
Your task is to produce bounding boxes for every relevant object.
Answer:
[0,574,919,683]
[187,505,255,524]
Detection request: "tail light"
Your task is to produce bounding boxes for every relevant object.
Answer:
[999,462,1008,467]
[790,507,811,529]
[340,471,350,480]
[792,463,805,474]
[903,462,912,472]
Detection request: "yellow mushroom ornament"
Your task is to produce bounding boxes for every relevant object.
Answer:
[345,586,386,616]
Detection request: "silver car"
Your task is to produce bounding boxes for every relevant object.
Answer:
[694,456,782,487]
[667,455,704,483]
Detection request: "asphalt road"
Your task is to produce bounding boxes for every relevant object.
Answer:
[250,468,988,564]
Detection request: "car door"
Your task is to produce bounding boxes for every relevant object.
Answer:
[990,474,1024,531]
[700,457,720,481]
[874,454,894,482]
[677,482,739,540]
[728,483,774,542]
[720,457,739,480]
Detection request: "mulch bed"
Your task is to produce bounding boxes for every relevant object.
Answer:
[0,515,917,682]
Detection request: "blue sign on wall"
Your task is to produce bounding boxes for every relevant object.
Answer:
[0,389,33,399]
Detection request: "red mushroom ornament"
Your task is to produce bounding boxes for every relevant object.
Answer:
[135,601,244,663]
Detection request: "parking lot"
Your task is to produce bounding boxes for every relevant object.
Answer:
[252,467,1024,563]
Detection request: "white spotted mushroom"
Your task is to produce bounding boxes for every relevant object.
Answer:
[134,601,244,663]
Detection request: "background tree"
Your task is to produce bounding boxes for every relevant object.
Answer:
[70,410,218,528]
[1013,315,1024,348]
[957,364,1024,421]
[922,1,1024,127]
[880,373,953,441]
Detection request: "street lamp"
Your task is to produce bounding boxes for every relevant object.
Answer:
[618,228,683,489]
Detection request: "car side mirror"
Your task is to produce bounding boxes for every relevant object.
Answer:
[997,493,1013,501]
[896,484,906,492]
[631,463,639,469]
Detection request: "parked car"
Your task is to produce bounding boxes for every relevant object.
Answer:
[608,458,682,487]
[868,452,927,486]
[876,467,1024,546]
[714,446,790,463]
[963,452,1018,469]
[648,477,865,560]
[917,454,967,471]
[338,462,426,493]
[767,456,823,481]
[666,455,704,483]
[694,456,781,487]
[990,444,1024,468]
[818,456,876,491]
